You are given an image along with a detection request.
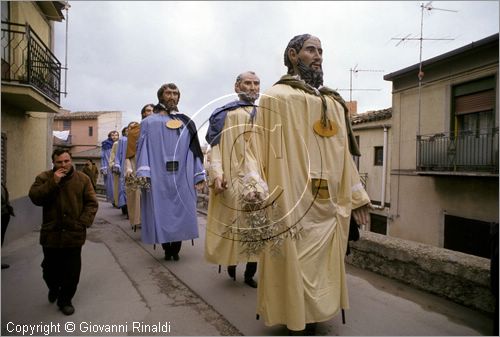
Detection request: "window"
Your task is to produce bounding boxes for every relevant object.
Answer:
[444,214,493,258]
[370,214,387,235]
[453,76,496,136]
[88,126,93,137]
[374,146,383,166]
[63,120,71,130]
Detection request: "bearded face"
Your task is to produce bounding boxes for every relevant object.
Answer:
[160,87,180,112]
[235,72,260,104]
[296,58,324,88]
[238,91,260,103]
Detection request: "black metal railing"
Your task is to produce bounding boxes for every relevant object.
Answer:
[1,21,61,104]
[417,128,499,173]
[359,173,368,189]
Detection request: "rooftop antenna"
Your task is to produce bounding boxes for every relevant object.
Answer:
[391,1,457,135]
[336,64,383,113]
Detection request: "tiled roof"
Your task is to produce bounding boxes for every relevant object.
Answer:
[54,111,121,120]
[351,108,392,125]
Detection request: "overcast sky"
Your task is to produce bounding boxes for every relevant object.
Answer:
[54,1,499,145]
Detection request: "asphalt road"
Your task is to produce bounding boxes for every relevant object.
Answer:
[1,200,494,336]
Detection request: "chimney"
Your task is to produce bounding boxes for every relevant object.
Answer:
[346,100,358,116]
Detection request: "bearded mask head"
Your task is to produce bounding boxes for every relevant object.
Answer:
[284,34,324,88]
[157,83,180,112]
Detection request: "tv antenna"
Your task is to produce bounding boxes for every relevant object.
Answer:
[337,64,384,106]
[391,1,457,135]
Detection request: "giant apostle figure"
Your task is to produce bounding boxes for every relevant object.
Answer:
[254,34,372,333]
[204,71,266,288]
[136,83,206,261]
[125,103,154,231]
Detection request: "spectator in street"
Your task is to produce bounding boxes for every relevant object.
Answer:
[101,131,119,205]
[81,159,98,190]
[125,103,154,231]
[136,83,205,261]
[204,71,266,288]
[29,148,98,316]
[1,181,15,269]
[113,127,129,217]
[254,34,371,334]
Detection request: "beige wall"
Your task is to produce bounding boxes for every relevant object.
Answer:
[10,2,51,44]
[71,119,98,153]
[98,112,123,143]
[355,123,391,209]
[2,109,53,200]
[389,174,498,246]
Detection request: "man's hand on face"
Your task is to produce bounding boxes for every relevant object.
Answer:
[54,168,68,184]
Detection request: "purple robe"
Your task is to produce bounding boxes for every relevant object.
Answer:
[101,138,114,203]
[114,136,128,208]
[136,113,205,244]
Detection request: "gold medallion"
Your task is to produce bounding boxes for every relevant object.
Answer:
[313,119,337,137]
[166,119,183,129]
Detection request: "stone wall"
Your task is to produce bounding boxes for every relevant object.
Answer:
[346,231,495,314]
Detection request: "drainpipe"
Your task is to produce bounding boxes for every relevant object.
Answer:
[372,125,388,210]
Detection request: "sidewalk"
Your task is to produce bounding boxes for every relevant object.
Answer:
[1,200,494,336]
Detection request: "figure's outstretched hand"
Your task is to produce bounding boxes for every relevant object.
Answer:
[213,177,227,195]
[352,204,372,228]
[195,181,206,192]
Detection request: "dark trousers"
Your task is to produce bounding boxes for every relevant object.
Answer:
[41,246,82,306]
[1,213,10,246]
[161,241,182,256]
[230,262,258,279]
[244,262,257,279]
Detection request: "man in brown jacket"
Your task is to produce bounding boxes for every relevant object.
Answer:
[29,148,98,316]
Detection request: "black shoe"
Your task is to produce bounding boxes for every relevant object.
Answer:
[227,266,236,281]
[172,253,179,261]
[48,290,58,303]
[164,253,172,261]
[1,263,9,269]
[59,304,75,316]
[244,277,258,288]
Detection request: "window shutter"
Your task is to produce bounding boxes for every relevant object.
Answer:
[455,89,495,115]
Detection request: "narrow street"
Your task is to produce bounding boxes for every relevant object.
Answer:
[1,200,493,336]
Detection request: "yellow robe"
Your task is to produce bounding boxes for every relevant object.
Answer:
[125,157,141,226]
[204,106,266,266]
[125,123,141,227]
[255,83,370,331]
[110,141,119,207]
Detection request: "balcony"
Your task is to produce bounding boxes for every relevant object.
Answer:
[417,128,499,175]
[1,21,61,105]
